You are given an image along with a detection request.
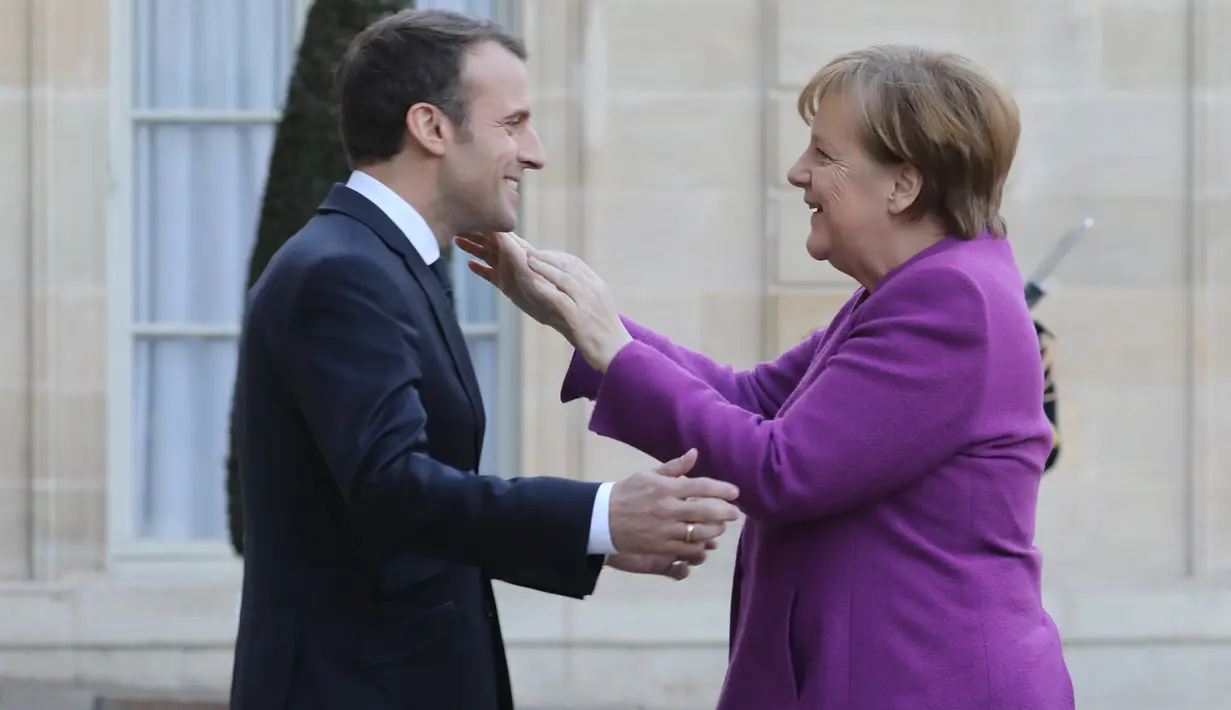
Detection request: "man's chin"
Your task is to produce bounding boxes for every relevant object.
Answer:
[463,214,517,236]
[494,209,518,234]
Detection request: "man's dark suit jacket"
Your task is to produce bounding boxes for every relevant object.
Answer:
[229,184,606,710]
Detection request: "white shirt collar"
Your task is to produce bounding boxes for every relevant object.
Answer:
[345,170,442,265]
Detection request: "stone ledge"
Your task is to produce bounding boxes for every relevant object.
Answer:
[0,679,226,710]
[6,575,1231,647]
[7,640,1231,710]
[0,679,604,710]
[98,704,224,710]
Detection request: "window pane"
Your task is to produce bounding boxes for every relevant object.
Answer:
[133,122,275,325]
[132,337,236,540]
[133,0,297,111]
[467,335,500,476]
[451,244,498,324]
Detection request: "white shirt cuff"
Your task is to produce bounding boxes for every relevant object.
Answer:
[586,482,617,555]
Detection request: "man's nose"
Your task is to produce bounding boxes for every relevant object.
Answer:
[520,128,546,170]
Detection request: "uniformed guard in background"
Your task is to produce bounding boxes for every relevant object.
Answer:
[1035,320,1060,472]
[1025,218,1092,475]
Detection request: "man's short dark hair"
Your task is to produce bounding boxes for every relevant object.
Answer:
[335,9,527,167]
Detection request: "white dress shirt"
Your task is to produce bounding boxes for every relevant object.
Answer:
[345,170,617,557]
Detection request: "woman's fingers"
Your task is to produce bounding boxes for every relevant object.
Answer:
[527,271,576,317]
[466,260,497,284]
[453,235,493,261]
[504,232,534,251]
[493,232,531,263]
[494,235,599,293]
[531,248,605,290]
[528,251,585,299]
[567,254,604,288]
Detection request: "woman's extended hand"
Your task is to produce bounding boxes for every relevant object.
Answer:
[454,232,558,327]
[525,250,632,372]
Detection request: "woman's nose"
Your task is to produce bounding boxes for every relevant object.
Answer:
[787,157,809,189]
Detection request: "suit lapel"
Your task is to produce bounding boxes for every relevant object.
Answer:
[317,185,485,431]
[398,252,486,428]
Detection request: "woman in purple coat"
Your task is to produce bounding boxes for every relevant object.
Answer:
[459,45,1073,710]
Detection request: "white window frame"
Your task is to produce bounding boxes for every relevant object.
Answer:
[105,0,522,564]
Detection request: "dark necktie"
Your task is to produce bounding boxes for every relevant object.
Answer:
[429,258,454,304]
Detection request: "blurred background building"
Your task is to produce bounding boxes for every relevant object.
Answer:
[0,0,1228,708]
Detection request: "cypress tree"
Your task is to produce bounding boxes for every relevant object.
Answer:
[226,0,413,555]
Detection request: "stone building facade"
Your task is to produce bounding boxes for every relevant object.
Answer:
[0,0,1228,708]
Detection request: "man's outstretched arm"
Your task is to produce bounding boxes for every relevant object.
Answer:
[284,253,739,586]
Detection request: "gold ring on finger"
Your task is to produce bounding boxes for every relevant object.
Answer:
[685,523,695,544]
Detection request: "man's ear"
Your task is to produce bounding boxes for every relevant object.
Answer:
[404,102,450,157]
[887,163,923,215]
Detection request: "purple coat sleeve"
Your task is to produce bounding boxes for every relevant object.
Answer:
[584,269,990,523]
[561,317,821,418]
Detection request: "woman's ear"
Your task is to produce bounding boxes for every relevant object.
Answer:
[887,163,923,215]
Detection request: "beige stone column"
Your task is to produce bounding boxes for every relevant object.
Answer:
[520,0,768,491]
[516,0,589,492]
[513,1,764,706]
[0,0,33,582]
[1010,0,1193,585]
[25,0,111,581]
[498,4,589,701]
[564,5,764,705]
[768,0,862,354]
[1195,0,1231,579]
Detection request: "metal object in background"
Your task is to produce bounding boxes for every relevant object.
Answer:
[1025,217,1095,309]
[1023,218,1094,473]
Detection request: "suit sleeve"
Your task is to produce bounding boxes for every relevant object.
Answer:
[561,317,822,418]
[488,556,606,599]
[583,268,990,524]
[284,253,602,588]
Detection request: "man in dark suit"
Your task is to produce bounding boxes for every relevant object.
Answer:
[229,9,742,710]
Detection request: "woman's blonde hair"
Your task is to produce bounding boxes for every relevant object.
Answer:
[798,45,1020,239]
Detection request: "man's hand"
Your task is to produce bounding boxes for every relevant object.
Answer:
[608,449,741,558]
[607,539,717,581]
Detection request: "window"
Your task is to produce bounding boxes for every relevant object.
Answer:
[108,0,520,550]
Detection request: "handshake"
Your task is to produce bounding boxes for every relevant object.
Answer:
[603,449,742,581]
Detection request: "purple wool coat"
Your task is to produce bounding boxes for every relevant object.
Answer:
[561,233,1074,709]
